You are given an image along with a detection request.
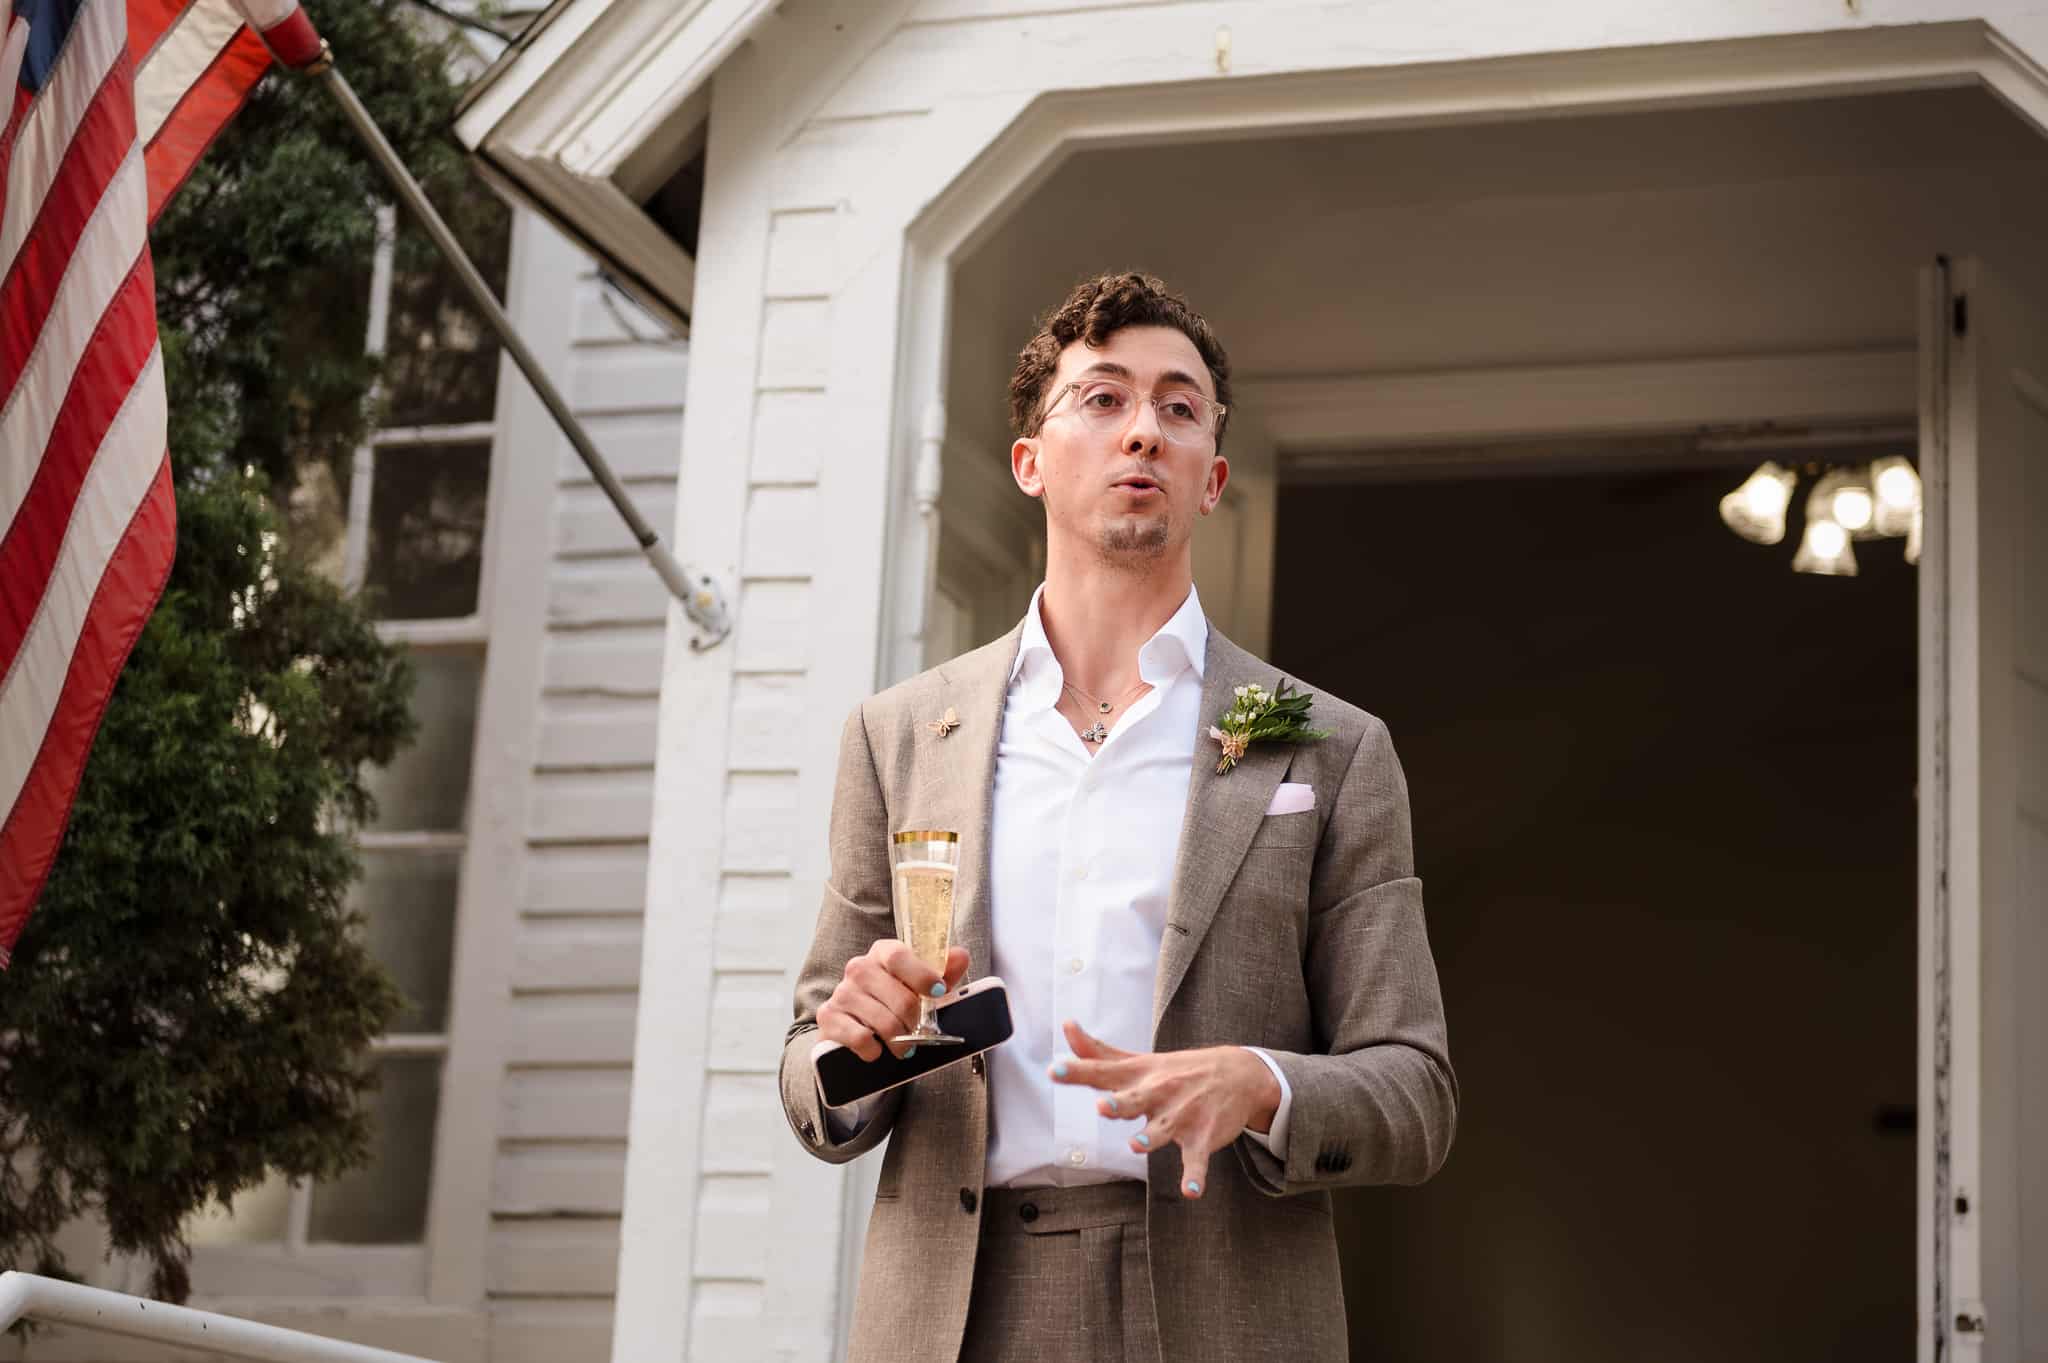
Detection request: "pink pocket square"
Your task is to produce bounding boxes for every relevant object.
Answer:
[1264,782,1315,816]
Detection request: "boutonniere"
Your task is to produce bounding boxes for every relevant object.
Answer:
[926,706,960,738]
[1208,680,1331,774]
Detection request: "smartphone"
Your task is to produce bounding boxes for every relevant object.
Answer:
[811,976,1013,1109]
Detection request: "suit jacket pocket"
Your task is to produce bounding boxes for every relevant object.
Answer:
[1247,807,1319,850]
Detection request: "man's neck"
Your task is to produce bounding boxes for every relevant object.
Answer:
[1037,550,1193,697]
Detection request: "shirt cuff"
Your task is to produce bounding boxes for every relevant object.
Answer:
[1240,1046,1293,1159]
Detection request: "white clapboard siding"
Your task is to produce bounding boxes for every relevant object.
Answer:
[487,1218,622,1296]
[555,482,678,560]
[500,1068,636,1142]
[529,769,657,843]
[523,843,655,915]
[484,273,687,1355]
[553,411,687,485]
[490,1302,614,1363]
[507,995,639,1067]
[514,920,644,993]
[493,1146,629,1217]
[541,625,666,698]
[547,558,672,630]
[537,694,662,770]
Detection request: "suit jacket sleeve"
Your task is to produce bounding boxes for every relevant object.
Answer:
[1236,715,1459,1195]
[778,702,906,1162]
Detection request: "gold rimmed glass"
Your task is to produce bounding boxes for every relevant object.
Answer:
[890,830,962,1045]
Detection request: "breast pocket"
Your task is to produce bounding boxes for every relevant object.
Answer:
[1246,808,1319,851]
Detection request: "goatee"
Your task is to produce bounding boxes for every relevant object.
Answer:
[1098,517,1171,561]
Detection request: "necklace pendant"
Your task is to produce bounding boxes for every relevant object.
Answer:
[1098,701,1112,714]
[1081,721,1108,744]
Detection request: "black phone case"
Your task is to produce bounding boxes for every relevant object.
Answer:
[814,983,1013,1108]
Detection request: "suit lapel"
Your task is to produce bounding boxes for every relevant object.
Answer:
[934,622,1023,984]
[1152,628,1291,1036]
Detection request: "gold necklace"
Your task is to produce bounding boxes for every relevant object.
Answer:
[1061,676,1148,744]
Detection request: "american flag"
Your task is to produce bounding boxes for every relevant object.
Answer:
[0,0,322,965]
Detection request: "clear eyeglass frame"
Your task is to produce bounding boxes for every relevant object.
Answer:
[1039,378,1226,445]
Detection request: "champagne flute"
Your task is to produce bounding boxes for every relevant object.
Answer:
[890,830,962,1045]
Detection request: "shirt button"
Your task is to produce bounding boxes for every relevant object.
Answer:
[1066,957,1084,974]
[1067,1147,1087,1167]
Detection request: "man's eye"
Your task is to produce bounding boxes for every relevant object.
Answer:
[1161,398,1198,421]
[1083,389,1126,410]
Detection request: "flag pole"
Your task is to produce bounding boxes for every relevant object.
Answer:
[302,44,732,650]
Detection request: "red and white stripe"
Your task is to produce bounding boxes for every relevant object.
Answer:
[130,0,324,223]
[1,0,175,965]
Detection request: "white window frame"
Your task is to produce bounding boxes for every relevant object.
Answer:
[188,202,507,1300]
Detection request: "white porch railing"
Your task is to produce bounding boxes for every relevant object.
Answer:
[0,1272,439,1362]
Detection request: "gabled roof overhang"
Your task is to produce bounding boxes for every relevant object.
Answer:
[453,0,780,335]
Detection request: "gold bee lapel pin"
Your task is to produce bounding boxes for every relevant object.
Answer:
[927,706,960,738]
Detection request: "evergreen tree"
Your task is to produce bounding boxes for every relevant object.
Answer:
[0,0,508,1300]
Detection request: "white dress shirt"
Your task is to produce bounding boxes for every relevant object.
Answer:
[825,584,1291,1184]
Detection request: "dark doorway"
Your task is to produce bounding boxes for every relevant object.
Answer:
[1270,465,1917,1362]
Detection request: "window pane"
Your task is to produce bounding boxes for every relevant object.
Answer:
[366,442,490,619]
[382,192,510,427]
[308,1055,442,1244]
[363,649,480,833]
[185,1169,293,1246]
[349,848,459,1033]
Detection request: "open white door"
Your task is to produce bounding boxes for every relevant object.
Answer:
[1917,257,2048,1363]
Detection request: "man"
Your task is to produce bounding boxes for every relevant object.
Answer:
[779,273,1456,1363]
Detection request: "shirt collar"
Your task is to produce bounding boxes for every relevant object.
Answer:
[1008,583,1209,708]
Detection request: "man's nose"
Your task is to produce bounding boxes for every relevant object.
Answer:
[1123,400,1163,456]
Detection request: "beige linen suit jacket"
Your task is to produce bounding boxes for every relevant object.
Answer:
[779,620,1457,1363]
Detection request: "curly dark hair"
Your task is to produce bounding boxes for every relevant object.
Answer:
[1007,272,1231,450]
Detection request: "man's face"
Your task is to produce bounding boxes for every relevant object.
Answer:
[1011,325,1229,566]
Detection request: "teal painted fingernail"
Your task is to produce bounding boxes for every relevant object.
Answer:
[929,982,947,997]
[1136,1132,1150,1147]
[1105,1097,1118,1114]
[1051,1062,1068,1078]
[906,1045,917,1056]
[1185,1180,1201,1196]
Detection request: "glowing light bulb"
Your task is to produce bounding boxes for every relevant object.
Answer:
[1877,465,1917,508]
[1745,476,1789,519]
[1832,487,1874,532]
[1810,520,1847,558]
[1720,462,1795,545]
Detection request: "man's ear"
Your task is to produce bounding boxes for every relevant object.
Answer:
[1198,453,1230,516]
[1012,437,1045,499]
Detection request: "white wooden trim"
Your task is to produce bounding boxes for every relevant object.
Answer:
[372,422,497,449]
[420,208,574,1307]
[1914,258,1952,1363]
[453,0,622,151]
[607,40,765,1363]
[1237,350,1917,454]
[373,618,490,649]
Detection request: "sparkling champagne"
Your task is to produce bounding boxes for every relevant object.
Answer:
[893,860,955,975]
[889,830,962,1044]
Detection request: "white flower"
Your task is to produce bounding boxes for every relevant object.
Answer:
[1234,686,1248,699]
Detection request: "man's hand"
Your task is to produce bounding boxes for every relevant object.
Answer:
[815,940,970,1061]
[1049,1019,1281,1199]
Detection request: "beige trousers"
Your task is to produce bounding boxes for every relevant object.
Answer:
[957,1183,1163,1363]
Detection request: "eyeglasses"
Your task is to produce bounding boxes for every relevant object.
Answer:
[1039,378,1226,445]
